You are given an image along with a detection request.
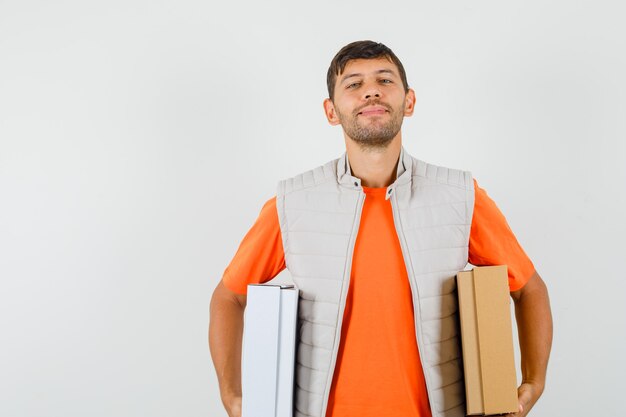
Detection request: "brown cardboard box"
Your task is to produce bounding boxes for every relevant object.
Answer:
[457,265,519,416]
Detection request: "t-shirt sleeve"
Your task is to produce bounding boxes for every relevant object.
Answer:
[469,178,536,292]
[222,196,286,295]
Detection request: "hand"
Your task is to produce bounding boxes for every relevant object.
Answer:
[224,395,242,417]
[504,382,543,417]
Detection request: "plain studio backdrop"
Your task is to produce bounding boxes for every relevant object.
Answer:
[1,0,625,416]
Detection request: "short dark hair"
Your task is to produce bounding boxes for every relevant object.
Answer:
[326,40,409,100]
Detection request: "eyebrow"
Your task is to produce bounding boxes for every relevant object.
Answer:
[339,69,397,84]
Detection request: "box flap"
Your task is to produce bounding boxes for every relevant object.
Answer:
[474,266,519,415]
[457,270,484,414]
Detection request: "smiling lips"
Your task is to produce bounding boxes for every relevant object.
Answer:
[358,105,388,116]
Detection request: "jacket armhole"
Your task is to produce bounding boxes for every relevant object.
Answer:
[275,180,289,269]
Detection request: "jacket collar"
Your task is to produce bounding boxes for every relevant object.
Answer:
[336,146,413,199]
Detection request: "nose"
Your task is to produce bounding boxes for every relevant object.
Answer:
[363,83,381,100]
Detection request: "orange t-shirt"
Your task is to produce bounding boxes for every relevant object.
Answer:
[222,179,535,417]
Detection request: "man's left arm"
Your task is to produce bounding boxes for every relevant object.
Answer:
[507,270,553,417]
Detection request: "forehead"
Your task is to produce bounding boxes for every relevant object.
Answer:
[339,57,400,79]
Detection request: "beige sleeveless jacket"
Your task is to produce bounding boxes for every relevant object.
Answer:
[276,147,474,417]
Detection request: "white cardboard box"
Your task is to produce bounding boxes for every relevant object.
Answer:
[241,284,299,417]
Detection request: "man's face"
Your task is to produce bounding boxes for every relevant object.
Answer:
[323,58,415,149]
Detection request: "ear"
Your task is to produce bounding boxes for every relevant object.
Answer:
[323,98,341,126]
[403,88,416,117]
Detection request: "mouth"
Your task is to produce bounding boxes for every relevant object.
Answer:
[357,105,389,116]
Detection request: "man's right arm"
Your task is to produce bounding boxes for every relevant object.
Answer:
[209,195,285,416]
[209,280,247,417]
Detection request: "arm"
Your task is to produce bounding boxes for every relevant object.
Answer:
[209,280,247,417]
[507,270,553,417]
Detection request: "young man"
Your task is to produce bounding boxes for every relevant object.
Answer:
[209,41,552,417]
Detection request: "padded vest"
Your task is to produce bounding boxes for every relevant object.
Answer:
[276,147,475,417]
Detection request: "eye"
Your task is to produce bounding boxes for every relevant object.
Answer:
[347,82,361,89]
[380,79,392,84]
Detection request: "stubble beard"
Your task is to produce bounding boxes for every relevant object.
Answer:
[335,100,405,151]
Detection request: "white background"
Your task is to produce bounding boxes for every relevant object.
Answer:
[1,0,625,416]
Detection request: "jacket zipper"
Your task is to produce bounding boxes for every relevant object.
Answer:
[389,190,437,414]
[320,190,366,417]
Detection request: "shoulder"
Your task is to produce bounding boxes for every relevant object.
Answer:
[409,155,474,191]
[259,195,278,217]
[277,157,339,197]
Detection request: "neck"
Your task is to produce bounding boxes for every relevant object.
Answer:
[344,134,402,188]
